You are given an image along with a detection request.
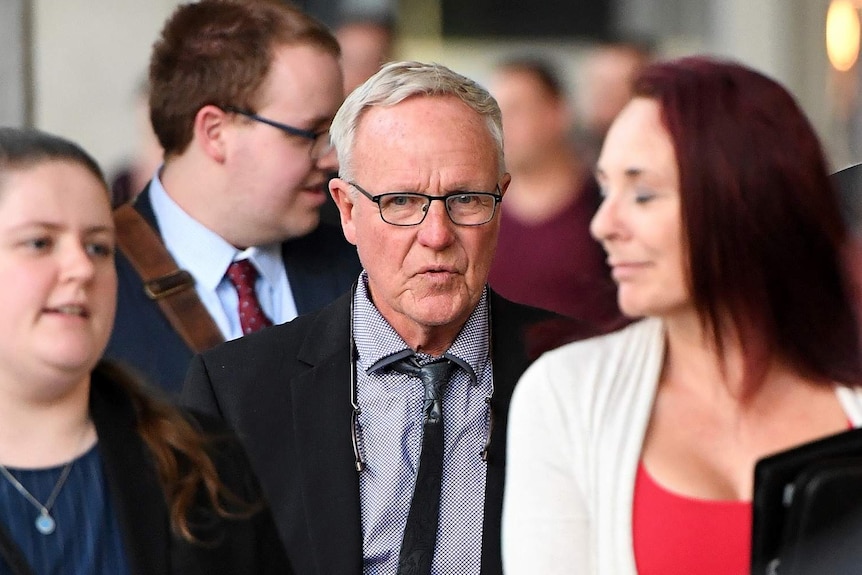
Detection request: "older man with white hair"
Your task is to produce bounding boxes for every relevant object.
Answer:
[183,60,560,575]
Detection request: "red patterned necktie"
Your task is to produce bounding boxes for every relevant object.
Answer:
[225,260,273,335]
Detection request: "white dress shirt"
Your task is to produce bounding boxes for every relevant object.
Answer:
[148,174,298,340]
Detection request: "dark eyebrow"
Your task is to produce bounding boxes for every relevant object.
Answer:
[594,166,649,187]
[85,225,117,235]
[9,222,115,235]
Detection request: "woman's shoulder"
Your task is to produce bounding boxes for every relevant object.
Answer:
[537,317,664,367]
[515,317,665,409]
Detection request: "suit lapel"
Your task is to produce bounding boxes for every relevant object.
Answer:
[90,370,170,575]
[291,295,364,575]
[284,291,549,575]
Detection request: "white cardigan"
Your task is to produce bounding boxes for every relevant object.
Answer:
[502,318,862,574]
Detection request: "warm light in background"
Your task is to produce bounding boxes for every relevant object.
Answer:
[827,0,861,71]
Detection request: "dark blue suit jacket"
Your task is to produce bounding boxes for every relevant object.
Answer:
[105,186,361,394]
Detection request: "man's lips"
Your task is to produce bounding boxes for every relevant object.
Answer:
[299,183,328,205]
[416,266,460,275]
[300,178,330,194]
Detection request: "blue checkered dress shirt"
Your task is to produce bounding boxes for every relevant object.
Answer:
[352,272,493,575]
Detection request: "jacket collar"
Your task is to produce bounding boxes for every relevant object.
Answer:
[288,290,549,575]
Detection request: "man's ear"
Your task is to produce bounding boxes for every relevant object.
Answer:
[499,172,512,197]
[192,105,229,163]
[329,177,358,246]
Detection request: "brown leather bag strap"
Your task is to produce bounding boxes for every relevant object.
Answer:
[113,204,225,353]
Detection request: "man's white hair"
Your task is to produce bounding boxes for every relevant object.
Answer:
[330,60,505,183]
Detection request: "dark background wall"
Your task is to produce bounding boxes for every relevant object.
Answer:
[441,0,610,39]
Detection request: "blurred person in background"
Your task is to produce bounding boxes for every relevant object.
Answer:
[576,39,653,165]
[503,56,862,574]
[105,0,361,393]
[108,78,163,209]
[488,57,624,331]
[318,7,398,228]
[335,9,396,96]
[0,127,288,575]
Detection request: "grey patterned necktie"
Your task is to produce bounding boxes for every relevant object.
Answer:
[387,356,455,575]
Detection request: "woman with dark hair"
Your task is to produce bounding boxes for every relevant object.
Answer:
[0,127,289,574]
[502,57,862,574]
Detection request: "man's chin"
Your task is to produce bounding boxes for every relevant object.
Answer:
[283,210,321,239]
[296,214,320,237]
[407,292,472,327]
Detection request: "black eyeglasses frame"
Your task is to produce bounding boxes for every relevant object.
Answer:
[223,105,325,142]
[348,181,503,227]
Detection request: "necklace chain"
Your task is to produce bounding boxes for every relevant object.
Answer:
[0,460,75,516]
[0,424,92,534]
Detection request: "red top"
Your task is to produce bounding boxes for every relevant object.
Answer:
[632,462,751,575]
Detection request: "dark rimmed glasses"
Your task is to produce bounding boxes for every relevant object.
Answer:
[224,106,333,159]
[349,182,503,226]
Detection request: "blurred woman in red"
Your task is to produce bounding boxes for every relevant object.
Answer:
[503,57,862,574]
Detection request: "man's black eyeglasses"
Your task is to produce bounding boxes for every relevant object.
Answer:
[348,182,503,226]
[224,106,333,159]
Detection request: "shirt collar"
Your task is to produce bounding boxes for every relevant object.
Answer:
[149,174,284,289]
[352,271,489,384]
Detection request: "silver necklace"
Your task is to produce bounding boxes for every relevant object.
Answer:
[0,428,90,535]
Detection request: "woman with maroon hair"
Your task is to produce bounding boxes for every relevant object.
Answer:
[502,56,862,574]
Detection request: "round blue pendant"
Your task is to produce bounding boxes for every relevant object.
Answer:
[35,513,55,535]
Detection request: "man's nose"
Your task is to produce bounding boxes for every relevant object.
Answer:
[417,199,456,248]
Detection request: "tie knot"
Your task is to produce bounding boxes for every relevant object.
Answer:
[388,356,454,424]
[417,359,455,388]
[226,259,259,292]
[389,356,454,384]
[225,259,272,334]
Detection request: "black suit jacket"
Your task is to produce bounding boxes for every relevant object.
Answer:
[0,362,290,575]
[182,290,555,575]
[105,186,361,394]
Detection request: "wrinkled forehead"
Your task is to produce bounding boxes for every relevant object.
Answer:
[354,96,498,180]
[354,95,501,171]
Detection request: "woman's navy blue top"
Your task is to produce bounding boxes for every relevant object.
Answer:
[0,444,130,575]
